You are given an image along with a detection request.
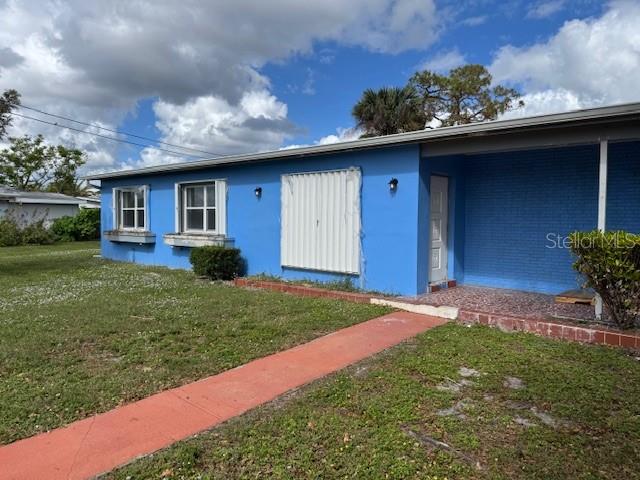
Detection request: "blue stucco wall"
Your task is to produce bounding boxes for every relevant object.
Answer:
[101,144,424,295]
[607,141,640,233]
[462,145,600,293]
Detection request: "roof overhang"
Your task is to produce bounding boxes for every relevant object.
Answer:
[423,113,640,157]
[6,198,82,205]
[86,102,640,180]
[0,193,82,205]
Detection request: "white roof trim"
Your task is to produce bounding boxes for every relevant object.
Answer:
[86,102,640,180]
[4,197,82,205]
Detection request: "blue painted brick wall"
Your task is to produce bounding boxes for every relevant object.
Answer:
[607,141,640,233]
[463,145,599,293]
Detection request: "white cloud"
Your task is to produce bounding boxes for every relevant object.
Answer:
[0,106,122,175]
[0,0,442,173]
[282,127,361,150]
[491,0,640,115]
[526,0,566,19]
[460,15,488,27]
[302,69,316,96]
[0,47,23,68]
[316,127,361,145]
[419,48,466,73]
[500,89,584,119]
[132,90,297,168]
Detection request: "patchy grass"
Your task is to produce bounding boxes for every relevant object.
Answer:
[110,324,640,479]
[0,242,389,444]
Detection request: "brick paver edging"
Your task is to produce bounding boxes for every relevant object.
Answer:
[234,278,640,350]
[234,278,375,303]
[458,310,640,349]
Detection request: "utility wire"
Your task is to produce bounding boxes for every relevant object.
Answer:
[16,104,224,157]
[9,111,208,160]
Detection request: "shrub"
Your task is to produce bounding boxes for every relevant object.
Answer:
[21,220,57,245]
[52,208,100,241]
[74,208,100,240]
[51,215,76,242]
[190,246,244,280]
[0,217,22,247]
[569,230,640,329]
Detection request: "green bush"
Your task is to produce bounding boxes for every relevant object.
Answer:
[74,208,100,240]
[21,220,57,245]
[52,208,100,241]
[0,217,22,247]
[570,230,640,329]
[0,207,99,247]
[0,216,58,246]
[51,215,76,242]
[190,246,244,280]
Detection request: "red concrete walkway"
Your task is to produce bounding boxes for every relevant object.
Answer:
[0,311,445,480]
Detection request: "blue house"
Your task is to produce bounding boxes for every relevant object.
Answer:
[89,103,640,297]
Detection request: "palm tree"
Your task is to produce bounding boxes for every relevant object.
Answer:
[352,86,426,138]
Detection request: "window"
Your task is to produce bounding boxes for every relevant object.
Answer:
[281,168,361,274]
[113,186,147,230]
[176,180,226,234]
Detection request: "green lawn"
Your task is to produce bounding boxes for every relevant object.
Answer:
[110,324,640,480]
[0,242,389,444]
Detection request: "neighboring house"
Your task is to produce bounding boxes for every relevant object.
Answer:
[76,196,101,209]
[0,187,89,228]
[88,103,640,296]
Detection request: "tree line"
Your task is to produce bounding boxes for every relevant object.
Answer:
[352,64,523,137]
[0,90,88,196]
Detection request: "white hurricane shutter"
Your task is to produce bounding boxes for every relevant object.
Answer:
[281,168,361,274]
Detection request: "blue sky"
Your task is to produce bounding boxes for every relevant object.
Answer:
[267,1,609,145]
[0,0,637,173]
[124,1,607,150]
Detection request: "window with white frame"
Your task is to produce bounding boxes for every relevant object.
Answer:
[176,180,226,234]
[113,186,148,230]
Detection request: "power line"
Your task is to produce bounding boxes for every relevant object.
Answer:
[9,111,208,160]
[16,104,224,157]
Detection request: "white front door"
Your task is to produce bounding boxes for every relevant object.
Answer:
[430,175,449,284]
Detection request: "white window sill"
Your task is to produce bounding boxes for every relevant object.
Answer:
[104,230,156,244]
[163,233,234,248]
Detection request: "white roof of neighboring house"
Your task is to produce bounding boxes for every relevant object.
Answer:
[76,196,101,208]
[0,186,84,205]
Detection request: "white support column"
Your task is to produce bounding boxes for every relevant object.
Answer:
[598,140,608,231]
[595,139,608,319]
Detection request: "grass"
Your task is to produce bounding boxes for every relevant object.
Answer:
[109,324,640,479]
[0,242,389,444]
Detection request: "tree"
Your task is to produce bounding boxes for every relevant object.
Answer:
[0,89,21,140]
[0,134,86,193]
[409,64,523,127]
[47,146,89,196]
[352,86,426,137]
